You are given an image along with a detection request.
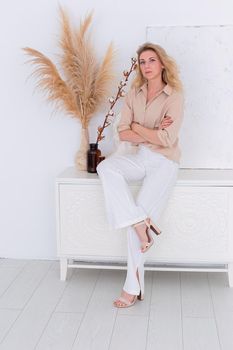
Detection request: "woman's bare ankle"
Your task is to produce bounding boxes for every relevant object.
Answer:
[133,221,147,241]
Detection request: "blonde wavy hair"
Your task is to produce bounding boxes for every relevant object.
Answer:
[132,42,183,91]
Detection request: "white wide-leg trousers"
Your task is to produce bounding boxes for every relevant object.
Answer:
[97,145,178,296]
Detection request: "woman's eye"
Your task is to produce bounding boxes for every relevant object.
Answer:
[139,58,157,65]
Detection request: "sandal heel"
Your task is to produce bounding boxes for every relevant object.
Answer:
[137,291,144,301]
[146,219,161,235]
[150,223,162,235]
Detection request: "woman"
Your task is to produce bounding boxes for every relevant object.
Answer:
[97,42,184,308]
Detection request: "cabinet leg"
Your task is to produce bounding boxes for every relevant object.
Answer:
[228,263,233,287]
[60,258,68,281]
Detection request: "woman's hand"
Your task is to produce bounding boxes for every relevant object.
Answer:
[131,122,141,133]
[158,116,173,130]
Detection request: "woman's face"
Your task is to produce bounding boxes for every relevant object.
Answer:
[139,49,164,81]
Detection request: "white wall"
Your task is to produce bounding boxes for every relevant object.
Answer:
[1,0,233,259]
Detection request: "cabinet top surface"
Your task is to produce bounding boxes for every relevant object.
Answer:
[56,167,233,186]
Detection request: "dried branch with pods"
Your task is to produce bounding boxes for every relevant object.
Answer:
[96,57,137,144]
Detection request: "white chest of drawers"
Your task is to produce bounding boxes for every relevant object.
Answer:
[55,167,233,286]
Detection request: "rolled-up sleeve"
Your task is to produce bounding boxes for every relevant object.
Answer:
[157,93,184,148]
[117,89,134,132]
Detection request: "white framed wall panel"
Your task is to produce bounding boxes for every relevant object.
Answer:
[147,25,233,169]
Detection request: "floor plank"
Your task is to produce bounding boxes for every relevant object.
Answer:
[181,272,214,318]
[0,259,28,268]
[147,271,183,350]
[0,268,68,350]
[35,312,83,350]
[183,317,220,350]
[56,269,100,313]
[109,315,148,350]
[0,260,52,309]
[209,273,233,350]
[0,266,26,297]
[208,273,233,312]
[71,270,122,350]
[211,311,233,350]
[0,309,20,343]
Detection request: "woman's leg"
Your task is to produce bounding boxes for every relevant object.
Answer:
[123,226,145,295]
[98,150,178,307]
[97,154,151,307]
[136,155,179,224]
[113,226,145,307]
[97,154,147,229]
[115,154,179,306]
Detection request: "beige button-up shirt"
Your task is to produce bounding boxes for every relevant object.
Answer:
[117,84,184,163]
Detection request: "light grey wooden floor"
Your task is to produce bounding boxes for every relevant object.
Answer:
[0,259,233,350]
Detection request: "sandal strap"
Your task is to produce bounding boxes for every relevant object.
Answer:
[133,219,151,229]
[117,297,132,306]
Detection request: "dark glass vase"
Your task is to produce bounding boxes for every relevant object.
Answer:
[87,143,101,173]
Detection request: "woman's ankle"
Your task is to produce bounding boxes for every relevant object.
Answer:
[119,290,136,301]
[133,222,148,242]
[133,218,149,227]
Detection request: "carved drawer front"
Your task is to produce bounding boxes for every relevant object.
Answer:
[58,184,128,258]
[146,186,230,262]
[58,183,230,263]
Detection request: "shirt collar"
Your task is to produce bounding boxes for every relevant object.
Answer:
[137,83,173,96]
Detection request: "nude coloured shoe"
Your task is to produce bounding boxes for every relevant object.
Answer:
[113,295,138,308]
[133,219,157,253]
[141,228,154,253]
[147,219,162,235]
[113,290,144,308]
[137,290,144,301]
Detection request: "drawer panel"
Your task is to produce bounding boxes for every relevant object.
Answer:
[57,184,230,262]
[147,186,229,261]
[58,184,128,257]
